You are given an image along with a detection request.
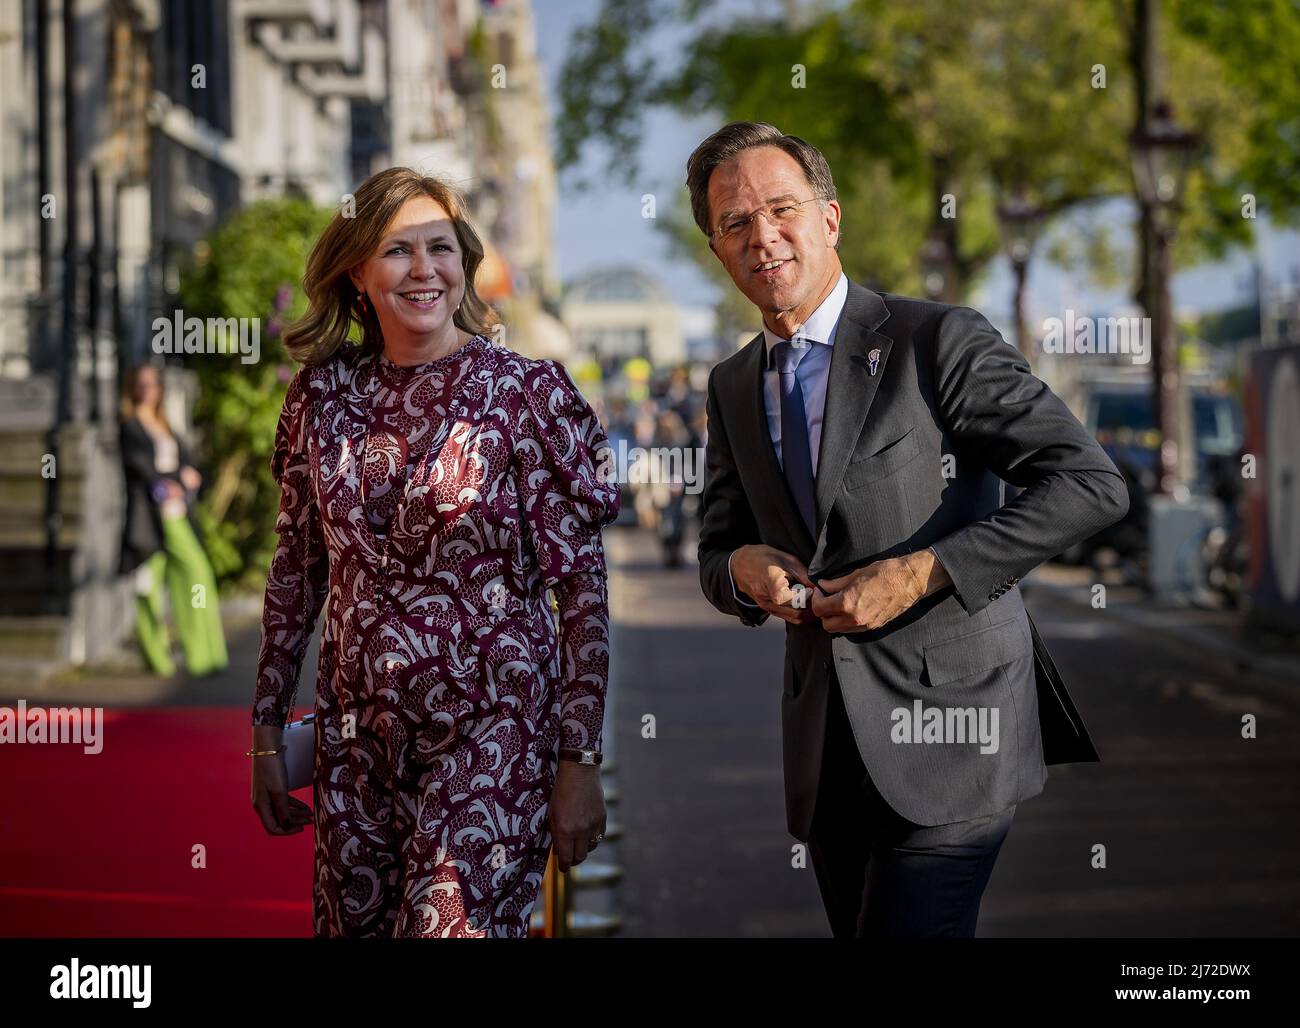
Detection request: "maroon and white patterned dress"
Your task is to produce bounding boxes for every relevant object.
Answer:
[251,333,619,937]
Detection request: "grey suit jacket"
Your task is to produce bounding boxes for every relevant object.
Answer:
[698,279,1129,840]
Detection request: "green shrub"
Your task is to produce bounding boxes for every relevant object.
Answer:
[178,197,333,589]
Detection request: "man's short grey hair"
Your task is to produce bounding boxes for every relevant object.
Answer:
[686,121,839,250]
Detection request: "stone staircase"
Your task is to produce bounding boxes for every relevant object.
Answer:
[0,374,135,689]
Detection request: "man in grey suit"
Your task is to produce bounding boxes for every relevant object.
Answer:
[690,121,1129,937]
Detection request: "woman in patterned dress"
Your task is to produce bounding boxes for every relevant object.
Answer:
[248,167,619,938]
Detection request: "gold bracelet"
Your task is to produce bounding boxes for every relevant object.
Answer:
[245,747,283,757]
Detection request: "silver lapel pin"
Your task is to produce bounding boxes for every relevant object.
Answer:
[867,348,881,376]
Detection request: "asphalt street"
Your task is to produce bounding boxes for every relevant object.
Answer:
[602,525,1300,938]
[10,524,1298,938]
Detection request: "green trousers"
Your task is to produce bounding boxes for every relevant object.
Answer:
[134,512,229,677]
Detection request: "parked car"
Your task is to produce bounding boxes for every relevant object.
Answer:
[1057,381,1244,570]
[1085,382,1244,493]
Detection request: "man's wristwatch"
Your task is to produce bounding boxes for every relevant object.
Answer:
[559,747,603,766]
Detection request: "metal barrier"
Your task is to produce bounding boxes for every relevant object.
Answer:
[531,762,623,938]
[529,590,625,937]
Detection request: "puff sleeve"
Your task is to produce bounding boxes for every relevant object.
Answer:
[516,359,621,586]
[251,368,330,728]
[515,359,621,752]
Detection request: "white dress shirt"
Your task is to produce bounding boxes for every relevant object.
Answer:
[730,272,849,606]
[761,271,848,476]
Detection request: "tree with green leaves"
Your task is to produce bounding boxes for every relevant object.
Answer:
[178,197,333,588]
[556,0,1300,319]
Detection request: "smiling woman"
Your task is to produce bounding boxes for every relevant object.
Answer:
[249,167,620,938]
[282,168,499,367]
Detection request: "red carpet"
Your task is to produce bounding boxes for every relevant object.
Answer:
[0,706,315,937]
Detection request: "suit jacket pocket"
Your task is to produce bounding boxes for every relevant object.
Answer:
[923,616,1032,687]
[843,427,920,490]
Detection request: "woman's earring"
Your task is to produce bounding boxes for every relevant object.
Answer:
[358,292,368,313]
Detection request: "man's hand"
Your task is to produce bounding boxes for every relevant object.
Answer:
[730,544,817,624]
[811,550,952,633]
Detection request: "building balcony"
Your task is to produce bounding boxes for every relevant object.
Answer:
[245,0,370,97]
[294,25,385,101]
[239,0,329,27]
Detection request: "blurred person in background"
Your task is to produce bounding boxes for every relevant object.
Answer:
[631,395,662,529]
[117,365,229,678]
[647,407,693,567]
[597,394,638,528]
[248,167,619,938]
[686,403,710,531]
[664,364,700,425]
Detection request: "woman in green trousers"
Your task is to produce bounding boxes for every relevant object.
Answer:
[118,365,228,677]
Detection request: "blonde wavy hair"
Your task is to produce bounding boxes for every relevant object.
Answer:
[284,167,501,365]
[120,364,172,434]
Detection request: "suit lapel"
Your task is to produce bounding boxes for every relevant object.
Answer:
[727,332,816,555]
[721,280,894,564]
[808,282,893,576]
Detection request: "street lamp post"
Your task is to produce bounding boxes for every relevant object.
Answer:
[920,232,949,302]
[1129,98,1202,496]
[996,184,1045,363]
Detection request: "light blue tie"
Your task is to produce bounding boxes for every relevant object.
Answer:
[772,339,817,535]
